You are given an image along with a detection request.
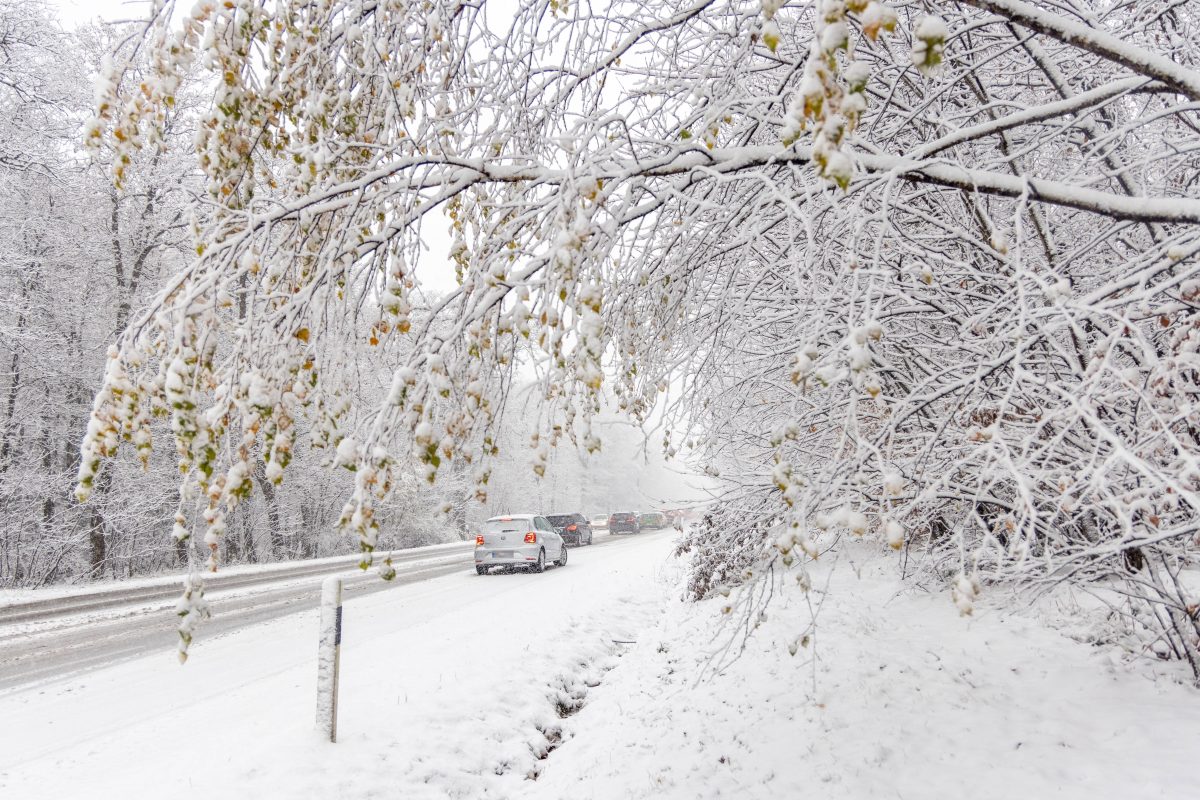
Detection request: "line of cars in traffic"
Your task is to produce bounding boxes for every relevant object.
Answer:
[606,511,676,534]
[473,509,686,575]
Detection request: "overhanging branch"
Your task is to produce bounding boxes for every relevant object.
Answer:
[957,0,1200,102]
[613,146,1200,225]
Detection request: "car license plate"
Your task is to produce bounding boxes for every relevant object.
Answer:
[491,551,512,559]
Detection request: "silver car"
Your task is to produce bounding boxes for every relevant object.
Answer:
[475,514,567,575]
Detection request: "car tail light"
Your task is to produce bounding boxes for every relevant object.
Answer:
[567,524,577,531]
[524,532,537,544]
[475,535,484,546]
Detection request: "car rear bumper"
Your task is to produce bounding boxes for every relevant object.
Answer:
[475,543,542,567]
[560,532,584,545]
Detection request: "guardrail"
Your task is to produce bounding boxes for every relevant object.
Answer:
[0,542,475,625]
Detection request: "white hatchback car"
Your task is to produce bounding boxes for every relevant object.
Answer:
[475,514,567,575]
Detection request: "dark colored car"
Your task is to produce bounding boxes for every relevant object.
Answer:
[545,512,594,546]
[608,511,640,534]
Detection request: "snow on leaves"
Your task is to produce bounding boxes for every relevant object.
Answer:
[78,0,1200,674]
[777,0,899,189]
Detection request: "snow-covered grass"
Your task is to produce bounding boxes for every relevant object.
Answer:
[1021,568,1200,682]
[2,533,1195,800]
[529,539,1199,799]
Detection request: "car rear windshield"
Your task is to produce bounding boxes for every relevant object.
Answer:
[546,515,574,526]
[485,518,529,533]
[612,512,634,520]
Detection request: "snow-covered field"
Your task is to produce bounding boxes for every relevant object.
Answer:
[1,531,1195,799]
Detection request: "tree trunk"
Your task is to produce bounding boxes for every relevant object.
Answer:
[254,462,287,560]
[0,276,29,473]
[87,471,110,579]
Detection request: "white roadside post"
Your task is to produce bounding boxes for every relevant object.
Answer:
[316,575,343,743]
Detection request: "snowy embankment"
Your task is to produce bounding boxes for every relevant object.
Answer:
[530,538,1199,800]
[1,532,1195,799]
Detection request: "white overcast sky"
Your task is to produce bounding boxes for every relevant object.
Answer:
[56,0,149,26]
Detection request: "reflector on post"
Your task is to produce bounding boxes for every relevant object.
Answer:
[316,575,343,743]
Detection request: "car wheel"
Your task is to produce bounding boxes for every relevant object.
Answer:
[532,549,545,573]
[476,566,487,576]
[556,544,568,567]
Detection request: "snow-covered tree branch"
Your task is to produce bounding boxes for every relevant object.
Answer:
[79,0,1200,674]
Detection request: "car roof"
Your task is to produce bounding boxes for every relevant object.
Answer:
[486,514,538,521]
[544,512,579,517]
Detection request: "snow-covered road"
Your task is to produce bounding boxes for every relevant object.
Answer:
[0,542,480,692]
[0,528,680,799]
